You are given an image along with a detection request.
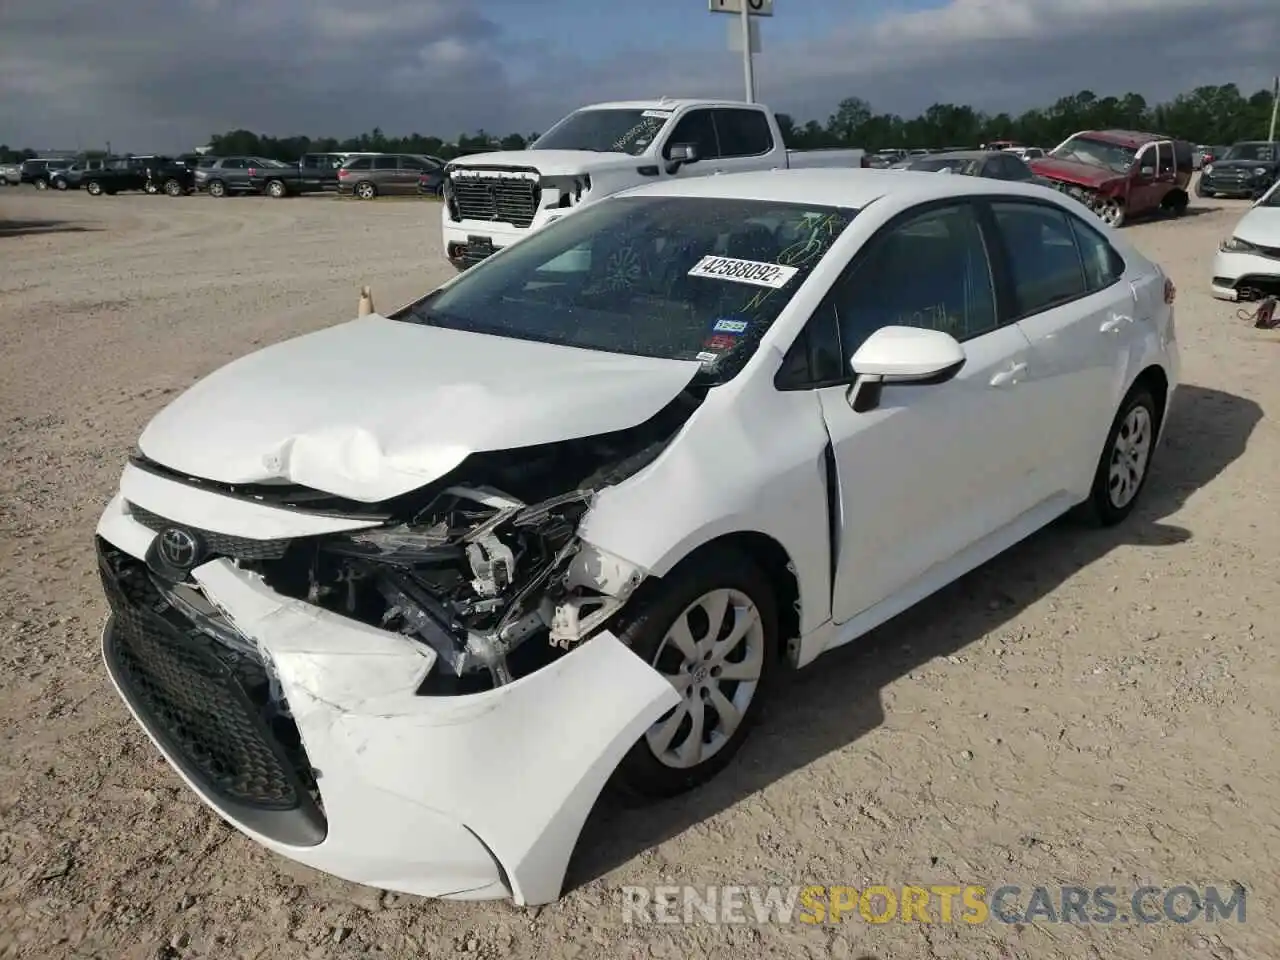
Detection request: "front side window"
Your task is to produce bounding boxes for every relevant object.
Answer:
[829,203,998,353]
[533,109,671,156]
[664,110,718,161]
[398,196,856,384]
[990,201,1088,315]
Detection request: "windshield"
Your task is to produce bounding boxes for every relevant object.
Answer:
[909,157,981,175]
[397,196,855,383]
[533,108,672,155]
[1223,142,1278,162]
[1050,135,1137,173]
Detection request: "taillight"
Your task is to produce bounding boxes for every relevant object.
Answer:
[1164,277,1176,304]
[247,167,256,176]
[337,168,349,177]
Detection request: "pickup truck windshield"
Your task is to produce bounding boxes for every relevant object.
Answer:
[533,109,672,155]
[398,195,855,383]
[1049,135,1137,173]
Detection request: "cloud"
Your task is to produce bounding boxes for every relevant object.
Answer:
[0,0,1275,151]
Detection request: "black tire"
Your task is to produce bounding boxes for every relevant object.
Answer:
[1195,179,1212,198]
[163,178,183,197]
[1164,191,1188,216]
[85,180,104,196]
[208,179,226,198]
[53,178,68,191]
[355,181,377,200]
[265,179,287,198]
[611,546,780,801]
[1085,384,1159,526]
[145,181,160,195]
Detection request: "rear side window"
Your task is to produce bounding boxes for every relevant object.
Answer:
[990,202,1087,315]
[1068,215,1126,292]
[713,109,773,157]
[373,156,398,170]
[344,157,372,170]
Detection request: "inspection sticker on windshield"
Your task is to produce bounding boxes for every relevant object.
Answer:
[688,255,798,289]
[713,317,748,333]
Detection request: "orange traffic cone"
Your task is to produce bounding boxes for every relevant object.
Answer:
[357,285,374,317]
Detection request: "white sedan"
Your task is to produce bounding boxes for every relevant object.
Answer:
[96,169,1179,906]
[1211,179,1280,301]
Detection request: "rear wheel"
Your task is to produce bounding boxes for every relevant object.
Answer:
[266,179,287,198]
[34,177,48,190]
[207,179,226,198]
[163,178,183,197]
[145,180,160,194]
[611,547,779,801]
[1085,385,1158,526]
[85,180,104,196]
[54,178,68,191]
[355,181,377,200]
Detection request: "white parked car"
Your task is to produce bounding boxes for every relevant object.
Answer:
[440,98,864,270]
[97,169,1179,906]
[1211,179,1280,301]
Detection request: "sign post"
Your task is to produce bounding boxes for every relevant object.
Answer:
[709,0,772,104]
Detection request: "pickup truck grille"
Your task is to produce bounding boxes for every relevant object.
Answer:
[452,175,539,228]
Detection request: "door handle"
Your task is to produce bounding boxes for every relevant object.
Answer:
[1100,313,1133,333]
[989,361,1027,387]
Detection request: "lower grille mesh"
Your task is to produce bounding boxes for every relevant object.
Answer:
[99,542,326,844]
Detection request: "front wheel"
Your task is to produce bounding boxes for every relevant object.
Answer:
[207,180,226,198]
[163,178,184,197]
[1098,199,1125,228]
[265,179,287,198]
[54,178,68,191]
[85,180,104,196]
[34,178,48,190]
[144,181,159,194]
[611,547,779,800]
[1085,385,1158,526]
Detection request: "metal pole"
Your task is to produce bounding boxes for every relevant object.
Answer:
[1269,76,1279,142]
[740,2,755,103]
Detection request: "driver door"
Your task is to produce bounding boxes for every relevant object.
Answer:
[801,201,1040,623]
[1128,143,1166,214]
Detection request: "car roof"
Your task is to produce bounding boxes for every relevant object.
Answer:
[618,167,1058,208]
[921,150,999,160]
[1077,129,1181,148]
[581,98,762,112]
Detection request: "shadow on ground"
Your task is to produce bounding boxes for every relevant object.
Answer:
[0,218,97,238]
[569,383,1262,891]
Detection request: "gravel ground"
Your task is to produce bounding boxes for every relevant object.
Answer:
[0,187,1277,960]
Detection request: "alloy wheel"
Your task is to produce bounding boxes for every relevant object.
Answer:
[645,588,765,769]
[1108,404,1152,509]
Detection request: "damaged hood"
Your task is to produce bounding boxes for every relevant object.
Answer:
[138,316,701,502]
[450,149,640,178]
[1028,156,1121,189]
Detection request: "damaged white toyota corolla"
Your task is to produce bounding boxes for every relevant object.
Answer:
[97,169,1179,905]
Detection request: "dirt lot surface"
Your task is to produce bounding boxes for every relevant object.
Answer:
[1,187,1276,960]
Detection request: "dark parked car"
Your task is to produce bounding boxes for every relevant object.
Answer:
[248,153,353,197]
[417,160,447,197]
[19,158,74,189]
[906,149,1052,186]
[1197,141,1280,199]
[194,156,286,197]
[336,154,441,198]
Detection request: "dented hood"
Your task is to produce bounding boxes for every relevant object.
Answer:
[1028,156,1120,189]
[138,316,701,502]
[450,149,639,178]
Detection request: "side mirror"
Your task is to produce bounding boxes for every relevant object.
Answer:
[1138,161,1155,176]
[847,326,965,412]
[665,143,699,173]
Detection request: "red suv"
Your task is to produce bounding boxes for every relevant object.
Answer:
[1029,130,1193,227]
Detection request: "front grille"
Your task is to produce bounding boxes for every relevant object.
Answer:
[99,541,326,846]
[126,503,290,560]
[451,175,539,228]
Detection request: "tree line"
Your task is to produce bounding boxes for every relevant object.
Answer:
[2,82,1275,164]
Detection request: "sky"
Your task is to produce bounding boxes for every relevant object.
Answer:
[0,0,1277,152]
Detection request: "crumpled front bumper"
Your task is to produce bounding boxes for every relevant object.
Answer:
[96,488,679,905]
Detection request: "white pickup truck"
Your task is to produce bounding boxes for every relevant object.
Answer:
[440,97,864,269]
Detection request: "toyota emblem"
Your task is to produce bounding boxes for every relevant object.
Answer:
[158,527,201,568]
